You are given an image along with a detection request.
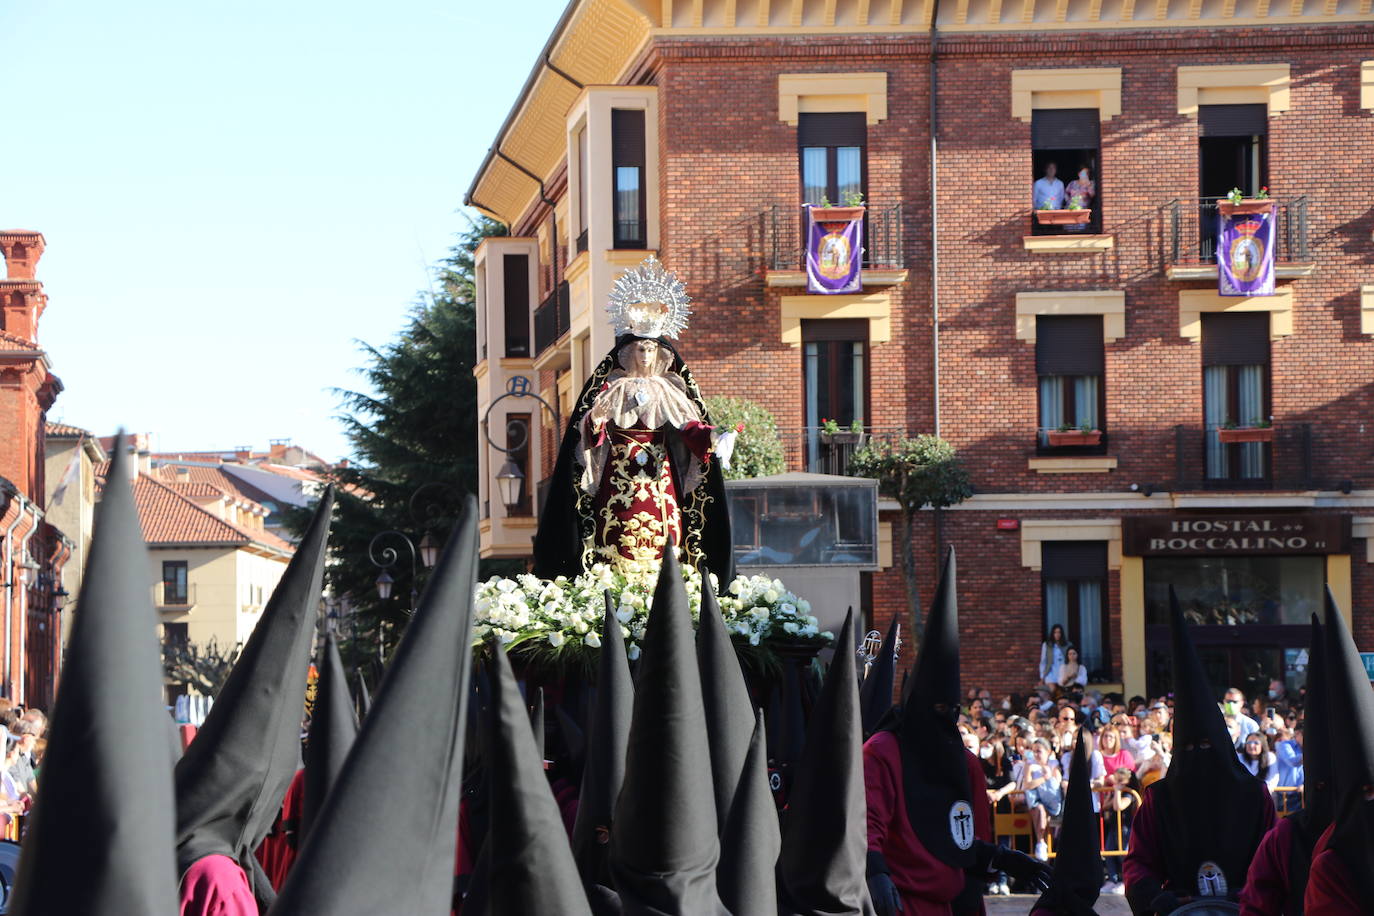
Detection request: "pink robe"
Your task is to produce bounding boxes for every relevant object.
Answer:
[1303,824,1365,915]
[179,854,257,916]
[1238,814,1296,916]
[864,731,991,916]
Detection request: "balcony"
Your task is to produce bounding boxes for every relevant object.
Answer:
[1164,196,1313,280]
[157,582,196,610]
[533,281,570,357]
[764,204,906,288]
[777,426,904,475]
[1172,423,1313,491]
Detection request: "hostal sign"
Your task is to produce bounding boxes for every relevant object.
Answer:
[1123,514,1351,557]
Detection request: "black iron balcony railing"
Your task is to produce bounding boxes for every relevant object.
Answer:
[1172,423,1313,491]
[533,281,571,356]
[1166,196,1310,265]
[775,426,905,475]
[767,203,904,272]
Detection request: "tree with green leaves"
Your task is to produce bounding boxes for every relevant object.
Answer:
[702,396,785,479]
[284,216,507,677]
[848,434,971,639]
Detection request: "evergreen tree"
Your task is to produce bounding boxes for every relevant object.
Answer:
[286,216,506,677]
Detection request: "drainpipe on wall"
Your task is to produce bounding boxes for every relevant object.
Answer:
[2,492,29,701]
[13,502,40,703]
[929,0,945,561]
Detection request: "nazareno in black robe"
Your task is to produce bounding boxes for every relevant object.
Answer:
[532,334,734,592]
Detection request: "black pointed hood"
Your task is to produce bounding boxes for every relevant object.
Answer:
[1034,726,1102,915]
[778,608,874,916]
[1319,591,1374,902]
[9,435,179,916]
[174,487,334,905]
[893,547,974,869]
[487,645,593,915]
[859,616,899,737]
[1153,586,1268,891]
[697,575,755,837]
[267,497,478,915]
[355,670,372,719]
[716,711,780,916]
[609,550,725,913]
[571,594,634,888]
[1296,609,1333,840]
[300,631,357,846]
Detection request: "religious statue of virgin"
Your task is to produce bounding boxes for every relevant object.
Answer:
[533,257,737,591]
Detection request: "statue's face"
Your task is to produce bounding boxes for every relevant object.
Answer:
[631,339,659,374]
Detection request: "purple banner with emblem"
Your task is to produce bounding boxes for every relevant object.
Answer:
[806,206,863,295]
[1218,205,1275,297]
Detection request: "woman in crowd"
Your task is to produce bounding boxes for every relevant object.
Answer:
[1100,766,1138,895]
[1056,647,1089,694]
[1135,733,1171,789]
[1239,731,1280,794]
[1019,738,1063,861]
[1038,625,1068,688]
[1098,726,1136,778]
[1063,165,1095,232]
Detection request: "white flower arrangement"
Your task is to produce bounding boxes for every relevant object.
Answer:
[472,559,831,662]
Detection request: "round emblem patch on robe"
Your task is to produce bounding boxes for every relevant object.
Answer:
[1196,861,1228,898]
[948,800,975,850]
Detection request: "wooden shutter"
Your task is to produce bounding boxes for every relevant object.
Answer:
[1202,312,1270,366]
[798,112,866,148]
[1042,541,1107,579]
[1198,104,1268,137]
[612,109,646,169]
[502,254,530,358]
[1031,109,1100,150]
[1036,315,1104,376]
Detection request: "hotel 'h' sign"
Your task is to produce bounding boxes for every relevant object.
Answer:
[1123,514,1351,557]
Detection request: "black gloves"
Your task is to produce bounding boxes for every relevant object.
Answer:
[1148,890,1181,915]
[987,845,1052,893]
[866,851,903,915]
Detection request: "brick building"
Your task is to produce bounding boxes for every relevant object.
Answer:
[0,231,74,708]
[465,0,1374,701]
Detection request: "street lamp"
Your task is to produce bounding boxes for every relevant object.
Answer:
[52,585,68,612]
[418,532,440,569]
[495,459,526,513]
[374,569,395,602]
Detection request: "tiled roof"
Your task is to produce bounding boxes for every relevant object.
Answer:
[163,480,228,500]
[123,474,293,556]
[0,330,39,352]
[154,464,261,507]
[45,421,91,438]
[251,463,324,482]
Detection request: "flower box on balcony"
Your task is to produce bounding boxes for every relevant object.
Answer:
[1035,208,1092,226]
[1217,200,1274,217]
[1046,429,1102,447]
[820,431,866,446]
[1218,426,1274,444]
[809,205,866,225]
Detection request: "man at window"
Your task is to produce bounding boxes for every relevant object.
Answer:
[1033,162,1065,210]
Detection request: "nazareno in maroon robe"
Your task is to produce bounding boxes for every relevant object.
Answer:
[1301,823,1363,915]
[179,854,257,916]
[864,731,992,916]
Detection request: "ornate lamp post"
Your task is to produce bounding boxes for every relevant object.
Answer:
[482,375,560,514]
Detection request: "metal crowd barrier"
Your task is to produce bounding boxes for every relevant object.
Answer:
[995,788,1143,858]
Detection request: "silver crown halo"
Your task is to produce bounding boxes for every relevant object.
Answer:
[606,255,691,339]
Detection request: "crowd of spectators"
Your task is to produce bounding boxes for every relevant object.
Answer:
[953,631,1310,898]
[0,699,47,835]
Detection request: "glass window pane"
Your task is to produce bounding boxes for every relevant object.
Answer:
[1144,556,1325,626]
[1078,580,1103,674]
[802,147,828,205]
[836,147,862,202]
[1074,375,1099,429]
[1204,365,1228,478]
[614,166,641,243]
[1045,580,1070,638]
[1039,376,1064,445]
[577,126,589,232]
[804,342,820,429]
[850,342,865,425]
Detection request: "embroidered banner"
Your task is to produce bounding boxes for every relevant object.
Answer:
[806,206,863,295]
[1218,205,1275,297]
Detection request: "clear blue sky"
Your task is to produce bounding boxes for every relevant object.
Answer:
[4,0,557,461]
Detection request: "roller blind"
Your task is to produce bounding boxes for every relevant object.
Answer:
[502,254,530,358]
[611,109,646,168]
[1202,312,1270,366]
[801,318,869,342]
[1036,315,1105,376]
[1198,104,1268,137]
[798,112,866,148]
[1031,109,1100,150]
[1042,541,1108,579]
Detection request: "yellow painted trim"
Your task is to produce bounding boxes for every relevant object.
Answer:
[1177,63,1291,117]
[1178,287,1294,340]
[1167,264,1317,280]
[504,516,540,529]
[779,292,892,347]
[1327,555,1353,626]
[778,72,889,125]
[1362,61,1374,110]
[1020,518,1123,570]
[474,360,490,381]
[1014,290,1126,342]
[532,339,572,372]
[498,358,534,369]
[565,250,591,283]
[765,268,909,287]
[1120,556,1145,699]
[1022,234,1115,253]
[877,519,894,568]
[1354,517,1374,563]
[1361,285,1374,335]
[1028,456,1120,474]
[605,248,658,267]
[1011,67,1122,122]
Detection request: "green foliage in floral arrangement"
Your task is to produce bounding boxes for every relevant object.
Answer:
[703,396,785,480]
[472,559,831,677]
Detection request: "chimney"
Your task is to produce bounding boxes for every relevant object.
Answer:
[175,466,191,483]
[269,438,290,460]
[0,231,46,280]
